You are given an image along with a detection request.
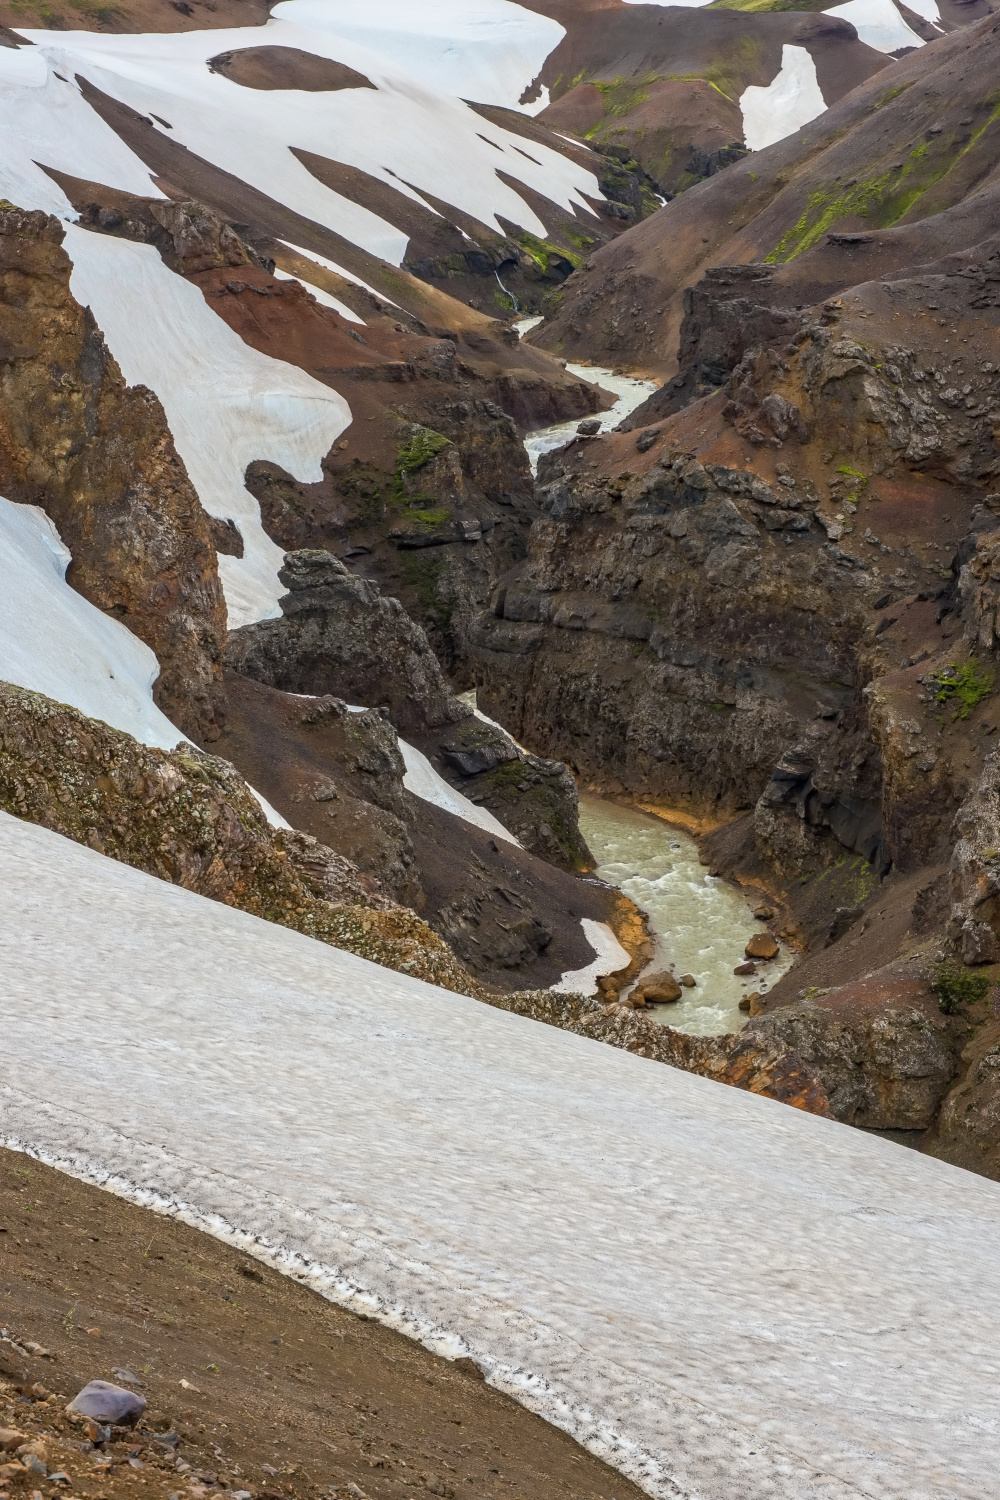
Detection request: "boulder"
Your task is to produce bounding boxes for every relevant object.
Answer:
[67,1380,146,1427]
[734,960,756,976]
[745,932,779,960]
[633,970,682,1003]
[680,973,697,987]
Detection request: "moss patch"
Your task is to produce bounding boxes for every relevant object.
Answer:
[930,659,995,721]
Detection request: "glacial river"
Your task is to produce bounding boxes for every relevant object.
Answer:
[578,797,794,1036]
[509,332,794,1033]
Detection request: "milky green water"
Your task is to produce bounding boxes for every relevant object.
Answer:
[577,796,794,1036]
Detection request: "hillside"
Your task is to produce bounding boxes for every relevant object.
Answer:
[3,3,1000,1499]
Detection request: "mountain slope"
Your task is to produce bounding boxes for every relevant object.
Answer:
[5,807,1000,1500]
[533,13,1000,375]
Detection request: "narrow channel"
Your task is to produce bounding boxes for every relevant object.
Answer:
[509,326,795,1034]
[578,797,794,1035]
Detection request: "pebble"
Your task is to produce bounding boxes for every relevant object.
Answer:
[680,973,696,987]
[67,1380,146,1427]
[0,1433,25,1455]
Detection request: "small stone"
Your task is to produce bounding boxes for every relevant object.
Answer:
[67,1380,146,1427]
[20,1454,47,1478]
[576,418,601,436]
[633,970,682,1003]
[0,1434,25,1455]
[680,973,696,987]
[745,933,779,961]
[738,994,755,1013]
[453,1356,485,1381]
[111,1368,144,1387]
[734,960,756,976]
[753,905,773,920]
[0,1463,22,1484]
[16,1445,47,1463]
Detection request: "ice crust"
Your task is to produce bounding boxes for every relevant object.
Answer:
[3,810,1000,1499]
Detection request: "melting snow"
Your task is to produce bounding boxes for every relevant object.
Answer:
[824,0,926,53]
[398,738,520,846]
[17,9,600,251]
[3,810,1000,1499]
[64,225,349,628]
[272,266,366,321]
[740,45,827,153]
[552,918,630,996]
[0,499,182,749]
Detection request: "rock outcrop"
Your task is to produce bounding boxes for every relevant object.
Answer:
[0,205,227,741]
[226,548,467,736]
[226,549,593,869]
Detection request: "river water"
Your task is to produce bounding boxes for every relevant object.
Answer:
[513,317,659,475]
[577,797,794,1036]
[503,323,793,1033]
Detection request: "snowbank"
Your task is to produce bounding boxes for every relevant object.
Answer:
[398,738,521,846]
[3,811,1000,1499]
[824,0,925,53]
[740,45,827,153]
[0,499,182,750]
[64,225,349,628]
[18,10,599,250]
[552,918,630,996]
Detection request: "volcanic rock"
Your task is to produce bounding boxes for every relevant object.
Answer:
[67,1380,146,1426]
[745,933,779,961]
[633,970,682,1004]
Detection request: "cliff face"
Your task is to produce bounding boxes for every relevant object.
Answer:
[0,207,227,741]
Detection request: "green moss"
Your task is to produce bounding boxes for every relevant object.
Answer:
[593,72,659,118]
[931,960,993,1013]
[396,427,451,475]
[399,550,456,627]
[766,98,1000,262]
[514,229,582,273]
[930,659,995,721]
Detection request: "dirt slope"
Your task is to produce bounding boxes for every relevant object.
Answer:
[0,1146,642,1500]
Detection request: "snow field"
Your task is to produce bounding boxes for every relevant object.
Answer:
[64,224,350,628]
[3,810,1000,1499]
[18,10,601,253]
[824,0,927,52]
[272,266,366,322]
[550,917,630,996]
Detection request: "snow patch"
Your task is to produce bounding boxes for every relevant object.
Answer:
[4,810,1000,1499]
[64,225,349,628]
[552,919,630,996]
[0,499,182,750]
[824,0,926,53]
[272,266,366,322]
[0,62,162,218]
[740,45,827,153]
[398,739,520,846]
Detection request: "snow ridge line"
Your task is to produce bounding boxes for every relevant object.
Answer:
[0,1130,680,1499]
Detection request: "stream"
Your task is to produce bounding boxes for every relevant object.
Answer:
[578,797,794,1036]
[505,324,793,1034]
[513,316,659,474]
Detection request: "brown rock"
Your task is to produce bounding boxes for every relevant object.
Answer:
[0,205,227,741]
[754,905,774,920]
[0,1462,23,1483]
[633,970,682,1003]
[748,993,768,1018]
[0,1432,25,1454]
[745,933,779,960]
[680,973,696,987]
[734,960,756,976]
[738,993,754,1013]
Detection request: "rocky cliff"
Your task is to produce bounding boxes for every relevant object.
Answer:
[0,206,227,740]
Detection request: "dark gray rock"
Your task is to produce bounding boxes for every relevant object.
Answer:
[225,550,471,736]
[67,1380,146,1426]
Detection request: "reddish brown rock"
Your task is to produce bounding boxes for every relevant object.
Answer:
[632,969,682,1003]
[745,932,779,960]
[734,960,756,976]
